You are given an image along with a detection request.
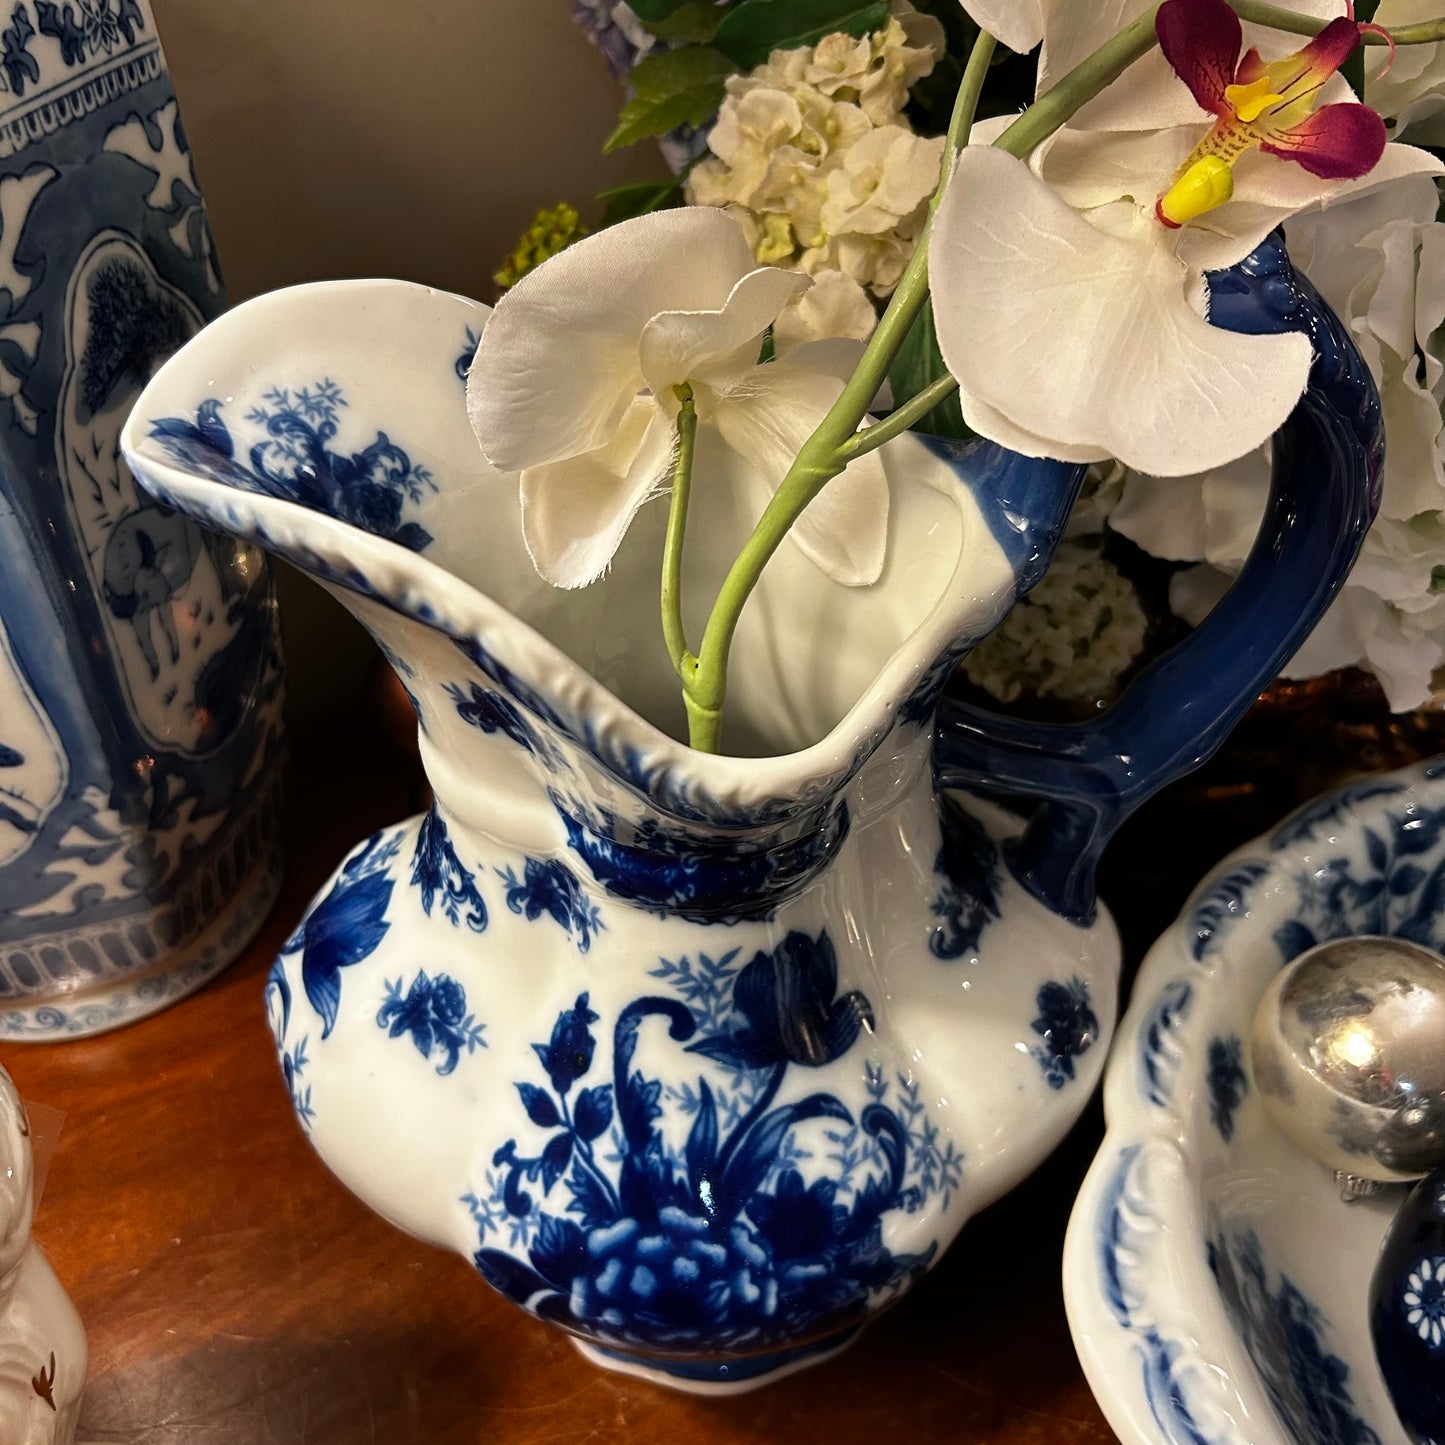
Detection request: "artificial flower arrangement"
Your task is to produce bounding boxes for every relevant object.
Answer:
[476,0,1445,752]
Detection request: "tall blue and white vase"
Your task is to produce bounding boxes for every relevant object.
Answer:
[0,0,285,1040]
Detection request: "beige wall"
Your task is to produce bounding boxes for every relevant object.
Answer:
[149,1,662,716]
[152,0,660,300]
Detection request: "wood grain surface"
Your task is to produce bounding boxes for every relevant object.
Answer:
[4,714,1124,1445]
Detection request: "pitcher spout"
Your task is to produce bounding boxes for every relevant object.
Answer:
[120,276,1082,826]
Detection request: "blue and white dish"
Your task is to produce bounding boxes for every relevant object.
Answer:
[1065,757,1445,1445]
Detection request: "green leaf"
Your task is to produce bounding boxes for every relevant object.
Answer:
[643,2,727,43]
[712,0,890,71]
[604,47,738,153]
[596,175,687,226]
[625,0,697,20]
[887,299,971,441]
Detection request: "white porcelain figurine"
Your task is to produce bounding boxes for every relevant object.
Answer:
[0,1068,85,1443]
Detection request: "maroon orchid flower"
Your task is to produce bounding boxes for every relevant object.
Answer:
[1155,0,1385,227]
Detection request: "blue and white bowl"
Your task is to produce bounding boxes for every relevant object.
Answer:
[1064,757,1445,1445]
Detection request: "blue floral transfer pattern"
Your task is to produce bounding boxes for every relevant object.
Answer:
[1206,1035,1248,1144]
[466,931,942,1354]
[1209,1230,1381,1445]
[455,327,479,384]
[377,971,486,1076]
[497,856,601,951]
[265,965,316,1129]
[1030,977,1098,1089]
[1402,1256,1445,1350]
[447,679,551,760]
[36,0,143,65]
[1272,778,1408,850]
[412,807,487,933]
[929,798,1001,960]
[277,828,401,1039]
[556,799,847,926]
[1272,797,1445,965]
[149,380,437,551]
[0,6,38,92]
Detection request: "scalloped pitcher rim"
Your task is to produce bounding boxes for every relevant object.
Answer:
[119,277,1030,812]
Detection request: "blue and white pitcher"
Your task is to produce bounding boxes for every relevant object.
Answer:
[0,0,284,1039]
[120,235,1379,1391]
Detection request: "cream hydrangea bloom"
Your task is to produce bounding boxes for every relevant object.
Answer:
[962,539,1149,704]
[1108,174,1445,709]
[685,2,945,297]
[773,269,878,352]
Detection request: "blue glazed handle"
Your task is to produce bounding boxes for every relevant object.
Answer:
[935,234,1383,923]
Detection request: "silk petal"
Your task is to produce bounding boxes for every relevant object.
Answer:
[470,209,754,471]
[932,146,1312,476]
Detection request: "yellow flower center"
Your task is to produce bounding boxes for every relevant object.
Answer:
[756,214,796,264]
[1223,76,1287,124]
[1156,155,1236,228]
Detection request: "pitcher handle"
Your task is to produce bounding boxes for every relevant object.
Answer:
[934,233,1383,924]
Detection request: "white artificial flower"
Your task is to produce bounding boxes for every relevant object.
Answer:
[803,30,877,98]
[799,8,945,121]
[773,269,878,353]
[802,225,919,295]
[962,538,1149,703]
[951,0,1050,63]
[931,0,1442,477]
[1109,172,1445,709]
[956,0,1340,130]
[1367,0,1445,131]
[857,15,948,123]
[821,126,946,235]
[468,208,890,589]
[688,88,809,210]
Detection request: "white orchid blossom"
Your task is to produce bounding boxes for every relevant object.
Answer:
[1368,0,1445,133]
[468,207,888,589]
[931,0,1442,477]
[1110,172,1445,707]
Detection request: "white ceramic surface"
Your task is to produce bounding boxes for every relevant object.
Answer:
[118,276,1127,1391]
[0,1068,85,1443]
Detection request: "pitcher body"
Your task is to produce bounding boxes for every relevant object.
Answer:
[264,598,1118,1386]
[121,231,1382,1387]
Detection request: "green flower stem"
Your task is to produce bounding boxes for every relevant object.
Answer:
[839,375,962,462]
[661,383,697,677]
[993,2,1165,158]
[680,31,999,751]
[675,2,1175,752]
[1230,0,1445,44]
[935,28,999,212]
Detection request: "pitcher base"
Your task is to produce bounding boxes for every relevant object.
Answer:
[571,1326,862,1395]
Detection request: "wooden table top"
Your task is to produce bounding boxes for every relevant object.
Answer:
[6,714,1126,1445]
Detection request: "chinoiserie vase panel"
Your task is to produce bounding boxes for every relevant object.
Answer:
[118,234,1380,1389]
[0,1,284,1041]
